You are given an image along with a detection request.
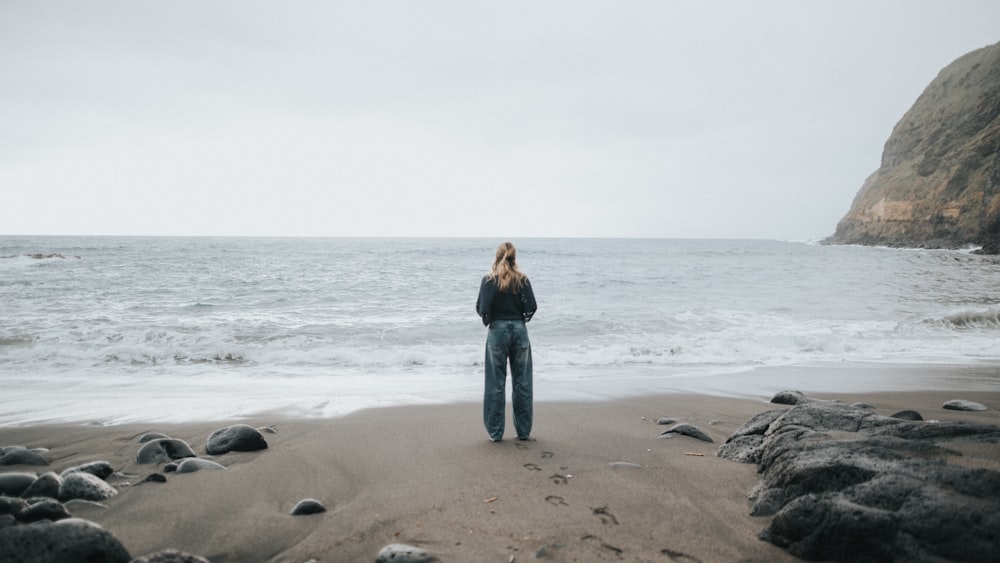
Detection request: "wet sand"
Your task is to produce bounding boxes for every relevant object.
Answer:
[2,386,998,562]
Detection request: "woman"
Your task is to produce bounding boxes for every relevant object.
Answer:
[476,242,538,442]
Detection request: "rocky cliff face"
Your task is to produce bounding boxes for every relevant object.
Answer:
[827,41,1000,253]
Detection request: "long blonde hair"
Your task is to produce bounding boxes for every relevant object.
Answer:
[489,241,527,292]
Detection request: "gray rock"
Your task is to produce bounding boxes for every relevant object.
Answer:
[0,496,29,516]
[131,548,212,562]
[375,543,437,563]
[0,472,37,496]
[770,390,809,405]
[59,472,118,501]
[721,397,1000,561]
[658,423,713,443]
[137,439,197,464]
[0,448,48,466]
[21,471,62,499]
[163,462,179,473]
[141,473,168,484]
[0,518,131,563]
[942,399,987,411]
[138,432,171,443]
[17,499,72,523]
[206,424,268,455]
[174,458,226,474]
[60,460,114,480]
[890,409,924,421]
[290,498,327,515]
[655,417,676,425]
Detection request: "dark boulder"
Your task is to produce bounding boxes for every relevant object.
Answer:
[770,390,809,405]
[17,499,72,523]
[0,518,131,563]
[206,424,268,455]
[720,397,1000,561]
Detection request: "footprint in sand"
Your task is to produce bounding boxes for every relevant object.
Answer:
[514,442,529,450]
[545,495,568,506]
[581,534,624,556]
[592,505,619,526]
[540,451,554,459]
[661,548,703,563]
[549,473,568,485]
[524,463,542,472]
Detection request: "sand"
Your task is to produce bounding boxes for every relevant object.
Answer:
[2,385,999,562]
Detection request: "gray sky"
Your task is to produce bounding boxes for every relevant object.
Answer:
[2,1,998,239]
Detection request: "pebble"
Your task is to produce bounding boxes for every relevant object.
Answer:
[376,543,437,563]
[174,458,227,474]
[290,498,327,515]
[942,399,987,411]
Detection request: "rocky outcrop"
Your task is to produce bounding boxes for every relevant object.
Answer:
[718,393,1000,562]
[827,41,1000,253]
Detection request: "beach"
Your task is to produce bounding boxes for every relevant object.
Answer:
[3,380,998,562]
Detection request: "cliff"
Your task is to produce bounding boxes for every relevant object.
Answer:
[827,41,1000,253]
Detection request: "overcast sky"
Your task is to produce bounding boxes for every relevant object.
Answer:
[2,1,998,240]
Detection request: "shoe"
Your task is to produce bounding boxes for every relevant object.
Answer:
[489,437,503,442]
[517,436,534,441]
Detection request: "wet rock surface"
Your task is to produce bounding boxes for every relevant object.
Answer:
[206,424,268,455]
[718,392,1000,561]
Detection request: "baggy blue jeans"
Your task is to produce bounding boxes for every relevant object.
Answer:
[484,319,533,441]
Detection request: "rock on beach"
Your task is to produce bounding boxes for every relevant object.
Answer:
[0,518,131,563]
[718,392,1000,561]
[206,424,268,455]
[137,439,197,464]
[59,471,118,502]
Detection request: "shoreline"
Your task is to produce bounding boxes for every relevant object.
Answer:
[2,360,997,428]
[2,385,998,561]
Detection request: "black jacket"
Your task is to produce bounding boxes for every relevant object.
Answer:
[476,276,537,327]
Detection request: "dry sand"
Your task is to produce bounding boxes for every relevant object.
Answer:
[2,389,999,562]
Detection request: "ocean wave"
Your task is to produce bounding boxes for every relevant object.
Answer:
[933,309,1000,329]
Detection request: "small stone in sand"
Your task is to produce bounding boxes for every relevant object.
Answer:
[658,423,714,443]
[376,543,437,563]
[890,410,924,421]
[175,458,226,474]
[290,498,327,515]
[942,399,987,411]
[131,548,212,562]
[142,473,168,484]
[655,417,676,425]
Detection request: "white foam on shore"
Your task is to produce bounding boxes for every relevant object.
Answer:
[2,361,996,426]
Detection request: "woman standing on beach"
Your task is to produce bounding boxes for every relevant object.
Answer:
[476,242,538,442]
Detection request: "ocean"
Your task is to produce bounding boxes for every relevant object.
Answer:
[1,236,998,425]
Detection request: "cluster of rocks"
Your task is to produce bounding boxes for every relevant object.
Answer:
[717,391,1000,561]
[0,424,273,562]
